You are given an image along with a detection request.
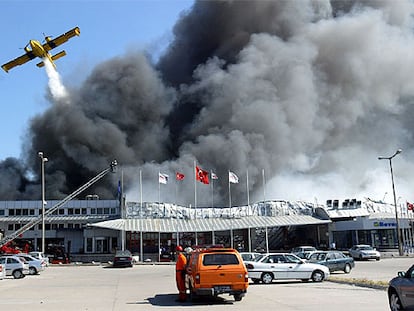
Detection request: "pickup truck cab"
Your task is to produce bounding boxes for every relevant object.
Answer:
[186,248,248,301]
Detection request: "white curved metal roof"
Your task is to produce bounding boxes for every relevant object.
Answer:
[91,215,330,233]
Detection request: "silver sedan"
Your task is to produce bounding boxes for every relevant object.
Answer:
[244,253,330,284]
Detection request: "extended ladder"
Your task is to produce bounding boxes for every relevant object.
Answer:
[0,160,117,248]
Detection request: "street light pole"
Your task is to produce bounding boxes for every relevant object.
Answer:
[379,149,403,256]
[38,152,48,254]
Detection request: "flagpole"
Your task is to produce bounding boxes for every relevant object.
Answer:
[263,169,269,253]
[121,169,126,251]
[158,171,161,204]
[211,170,215,245]
[410,204,413,253]
[194,160,198,246]
[247,169,251,252]
[157,171,161,262]
[139,170,143,263]
[411,205,414,253]
[229,170,233,249]
[211,170,214,208]
[175,174,179,248]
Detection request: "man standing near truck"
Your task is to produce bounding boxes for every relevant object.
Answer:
[175,245,187,302]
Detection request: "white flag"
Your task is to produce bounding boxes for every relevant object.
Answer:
[159,173,169,184]
[229,171,239,184]
[211,172,218,180]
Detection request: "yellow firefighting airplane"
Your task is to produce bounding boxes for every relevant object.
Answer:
[1,26,80,73]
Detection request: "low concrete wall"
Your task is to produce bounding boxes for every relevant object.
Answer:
[69,253,169,263]
[70,254,114,263]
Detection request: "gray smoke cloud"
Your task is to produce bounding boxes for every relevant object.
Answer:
[2,0,414,207]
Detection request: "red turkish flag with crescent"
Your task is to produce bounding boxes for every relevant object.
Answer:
[176,172,185,181]
[195,166,209,184]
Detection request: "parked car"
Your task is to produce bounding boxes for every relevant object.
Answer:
[186,247,248,301]
[388,264,414,311]
[0,255,30,278]
[307,251,355,273]
[244,253,330,284]
[29,251,50,266]
[113,250,133,268]
[348,244,380,261]
[0,263,5,280]
[291,246,317,259]
[239,252,264,262]
[17,254,46,275]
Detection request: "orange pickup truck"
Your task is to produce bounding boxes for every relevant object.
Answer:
[186,248,248,301]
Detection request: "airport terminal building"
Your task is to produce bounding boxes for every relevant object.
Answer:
[0,197,412,261]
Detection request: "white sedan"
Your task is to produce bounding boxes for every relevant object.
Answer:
[0,263,5,280]
[244,253,330,284]
[29,251,50,266]
[348,244,381,261]
[17,254,46,275]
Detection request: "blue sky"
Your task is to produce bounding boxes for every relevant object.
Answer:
[0,0,194,161]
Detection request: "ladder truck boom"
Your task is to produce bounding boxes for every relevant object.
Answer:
[0,160,117,248]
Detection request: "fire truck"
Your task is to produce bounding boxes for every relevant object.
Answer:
[0,160,117,262]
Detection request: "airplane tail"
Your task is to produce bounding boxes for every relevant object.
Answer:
[36,51,67,68]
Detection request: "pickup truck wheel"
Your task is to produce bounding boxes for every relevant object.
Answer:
[12,269,24,279]
[234,294,243,301]
[188,284,197,301]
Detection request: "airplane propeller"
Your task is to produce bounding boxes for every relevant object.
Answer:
[22,43,31,53]
[42,33,53,43]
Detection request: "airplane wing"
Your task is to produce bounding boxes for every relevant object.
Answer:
[1,52,36,73]
[42,26,80,52]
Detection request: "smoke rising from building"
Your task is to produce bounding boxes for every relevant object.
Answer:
[3,0,414,207]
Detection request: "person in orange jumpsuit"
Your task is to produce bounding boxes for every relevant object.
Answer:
[175,245,187,302]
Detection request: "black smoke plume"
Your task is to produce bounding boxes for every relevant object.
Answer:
[3,0,414,207]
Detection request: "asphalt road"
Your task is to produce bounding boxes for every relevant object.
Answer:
[330,256,414,282]
[0,257,411,311]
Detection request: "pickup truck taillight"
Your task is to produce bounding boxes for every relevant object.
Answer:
[245,273,249,282]
[195,273,200,284]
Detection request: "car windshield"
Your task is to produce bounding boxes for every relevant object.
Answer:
[359,246,373,250]
[115,251,131,257]
[284,254,303,263]
[253,254,265,262]
[303,247,316,252]
[309,253,326,261]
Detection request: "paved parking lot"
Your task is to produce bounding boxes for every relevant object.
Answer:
[1,257,406,311]
[330,256,414,282]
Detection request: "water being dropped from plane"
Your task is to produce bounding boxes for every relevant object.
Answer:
[44,58,68,100]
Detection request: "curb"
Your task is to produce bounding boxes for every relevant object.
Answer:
[328,277,388,291]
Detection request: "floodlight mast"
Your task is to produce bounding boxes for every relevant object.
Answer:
[38,151,48,254]
[378,149,403,256]
[0,160,118,248]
